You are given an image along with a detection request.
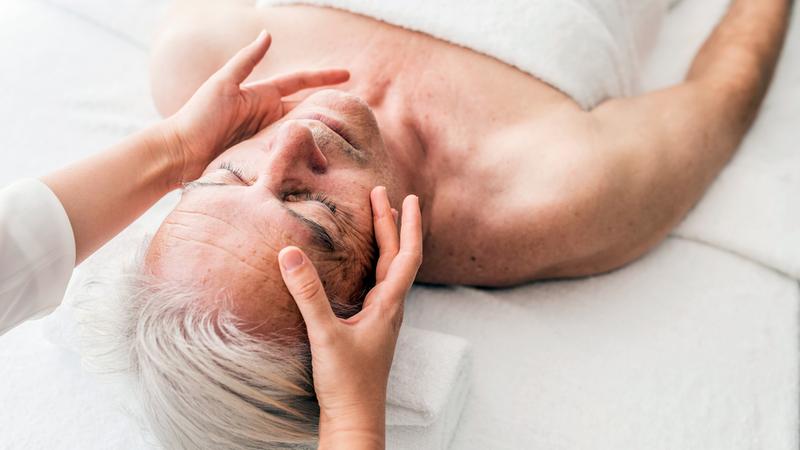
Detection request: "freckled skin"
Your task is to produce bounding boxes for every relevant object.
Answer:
[146,194,304,332]
[146,90,396,333]
[151,1,789,330]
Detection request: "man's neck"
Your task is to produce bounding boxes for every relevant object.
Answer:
[340,37,438,236]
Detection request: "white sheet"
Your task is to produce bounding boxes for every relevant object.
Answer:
[405,238,798,449]
[0,0,797,449]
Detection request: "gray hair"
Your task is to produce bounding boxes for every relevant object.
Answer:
[75,263,340,449]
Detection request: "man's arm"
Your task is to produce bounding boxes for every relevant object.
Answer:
[541,0,792,278]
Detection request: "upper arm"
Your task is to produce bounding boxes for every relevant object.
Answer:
[540,0,791,277]
[494,80,760,281]
[417,80,754,285]
[421,1,789,284]
[150,2,265,116]
[548,78,764,277]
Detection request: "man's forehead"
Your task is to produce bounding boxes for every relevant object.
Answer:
[144,228,303,333]
[174,185,302,239]
[146,198,303,278]
[148,224,273,284]
[180,168,347,256]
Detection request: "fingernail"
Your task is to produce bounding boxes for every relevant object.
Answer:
[373,186,390,218]
[380,187,391,203]
[281,249,304,272]
[257,29,267,41]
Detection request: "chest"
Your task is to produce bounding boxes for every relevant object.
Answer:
[257,5,568,146]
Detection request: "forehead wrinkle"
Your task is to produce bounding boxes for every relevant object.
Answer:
[172,193,314,250]
[169,208,254,238]
[165,234,276,279]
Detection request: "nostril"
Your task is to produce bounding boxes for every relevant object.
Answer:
[310,151,328,174]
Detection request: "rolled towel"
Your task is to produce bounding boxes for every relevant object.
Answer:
[386,327,473,450]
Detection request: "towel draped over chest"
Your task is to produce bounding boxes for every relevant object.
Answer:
[257,0,676,109]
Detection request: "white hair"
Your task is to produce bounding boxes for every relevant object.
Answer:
[74,260,325,449]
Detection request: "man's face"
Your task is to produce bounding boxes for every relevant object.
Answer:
[145,89,390,334]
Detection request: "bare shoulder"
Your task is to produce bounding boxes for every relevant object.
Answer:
[417,106,620,286]
[150,1,267,116]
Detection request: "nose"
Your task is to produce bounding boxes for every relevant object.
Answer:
[264,121,329,184]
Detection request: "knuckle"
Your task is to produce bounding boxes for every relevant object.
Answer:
[400,249,423,268]
[381,244,400,257]
[294,275,324,300]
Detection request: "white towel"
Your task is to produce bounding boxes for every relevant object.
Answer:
[42,295,473,450]
[257,0,673,109]
[385,327,472,449]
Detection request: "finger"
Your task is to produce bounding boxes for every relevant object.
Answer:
[263,69,350,96]
[371,186,400,283]
[217,30,272,84]
[381,195,423,297]
[399,196,423,260]
[391,208,399,225]
[282,100,301,113]
[278,246,338,333]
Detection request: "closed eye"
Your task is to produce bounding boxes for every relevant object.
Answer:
[181,162,252,191]
[219,161,251,184]
[285,192,337,214]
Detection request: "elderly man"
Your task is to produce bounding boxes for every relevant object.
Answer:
[84,0,789,447]
[149,0,789,288]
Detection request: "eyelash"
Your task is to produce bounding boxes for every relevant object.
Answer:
[220,161,246,181]
[293,192,338,214]
[218,162,337,214]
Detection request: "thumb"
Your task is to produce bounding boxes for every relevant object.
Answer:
[278,246,337,332]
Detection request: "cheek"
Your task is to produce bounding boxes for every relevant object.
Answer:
[328,173,375,206]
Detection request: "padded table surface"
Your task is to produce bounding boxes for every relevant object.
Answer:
[0,1,798,449]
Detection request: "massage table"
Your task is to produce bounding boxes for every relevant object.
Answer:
[0,0,798,448]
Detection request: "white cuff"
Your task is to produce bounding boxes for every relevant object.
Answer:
[0,178,76,336]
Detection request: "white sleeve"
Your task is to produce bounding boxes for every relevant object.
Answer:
[0,178,76,336]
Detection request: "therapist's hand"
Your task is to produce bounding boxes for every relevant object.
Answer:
[166,30,349,184]
[278,187,422,450]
